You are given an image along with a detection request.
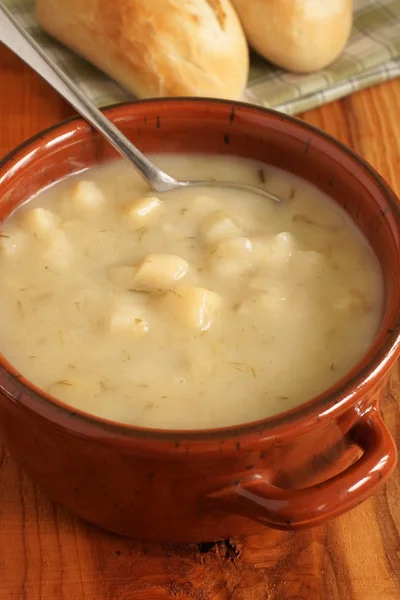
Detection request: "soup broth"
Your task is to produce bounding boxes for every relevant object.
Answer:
[0,155,383,429]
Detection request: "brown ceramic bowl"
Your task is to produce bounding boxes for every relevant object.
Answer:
[0,99,399,543]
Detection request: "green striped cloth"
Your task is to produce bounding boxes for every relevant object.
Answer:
[2,0,400,115]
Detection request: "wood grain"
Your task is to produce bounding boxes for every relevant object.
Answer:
[0,42,399,600]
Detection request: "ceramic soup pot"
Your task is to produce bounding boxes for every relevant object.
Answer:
[0,99,399,543]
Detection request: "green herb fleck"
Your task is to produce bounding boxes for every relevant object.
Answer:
[16,300,24,319]
[258,169,266,184]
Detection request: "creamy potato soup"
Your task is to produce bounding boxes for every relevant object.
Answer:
[0,155,382,429]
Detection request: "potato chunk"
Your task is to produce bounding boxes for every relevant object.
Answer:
[108,294,150,335]
[254,232,296,266]
[161,286,221,331]
[69,180,105,211]
[20,208,60,237]
[200,212,243,244]
[124,196,162,225]
[210,236,253,277]
[134,254,189,291]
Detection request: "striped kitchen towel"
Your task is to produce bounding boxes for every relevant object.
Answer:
[2,0,400,115]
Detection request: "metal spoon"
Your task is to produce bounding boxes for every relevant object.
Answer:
[0,3,280,202]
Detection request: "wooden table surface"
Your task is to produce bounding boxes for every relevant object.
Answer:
[0,43,400,600]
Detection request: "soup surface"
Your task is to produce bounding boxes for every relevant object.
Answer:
[0,155,383,429]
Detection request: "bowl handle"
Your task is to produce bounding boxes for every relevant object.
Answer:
[206,409,397,529]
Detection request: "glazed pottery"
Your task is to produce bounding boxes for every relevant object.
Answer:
[0,99,399,543]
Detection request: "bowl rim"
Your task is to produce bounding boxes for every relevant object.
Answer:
[1,97,400,444]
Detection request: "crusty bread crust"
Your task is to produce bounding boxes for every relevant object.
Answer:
[36,0,249,99]
[231,0,353,73]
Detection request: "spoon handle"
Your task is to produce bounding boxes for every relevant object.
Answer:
[0,3,177,191]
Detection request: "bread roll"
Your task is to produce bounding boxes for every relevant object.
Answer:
[231,0,353,73]
[36,0,249,100]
